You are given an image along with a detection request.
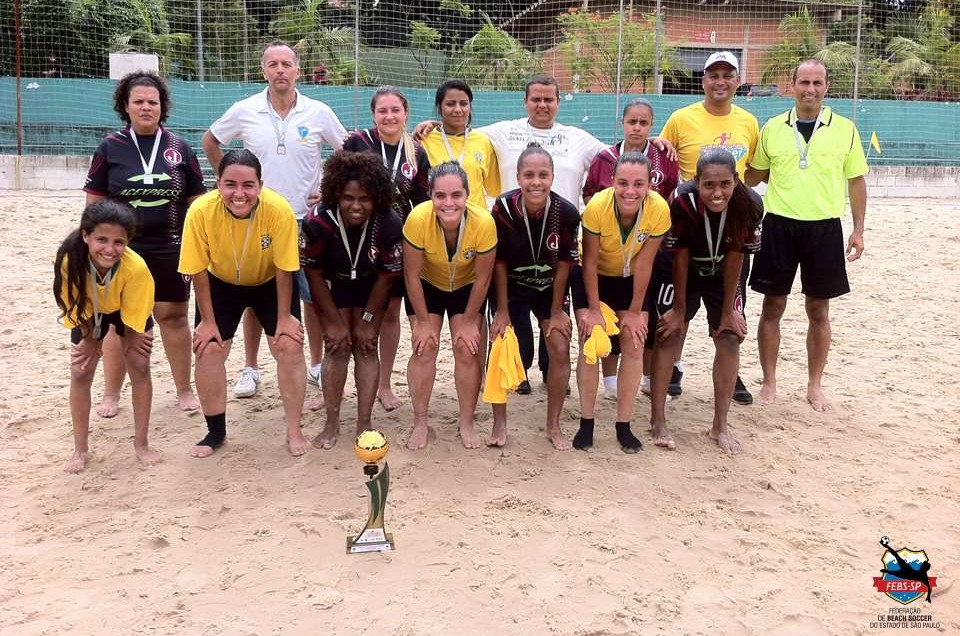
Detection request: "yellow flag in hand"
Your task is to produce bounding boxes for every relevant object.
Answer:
[870,131,882,154]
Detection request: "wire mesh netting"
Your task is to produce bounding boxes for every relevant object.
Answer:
[1,0,958,165]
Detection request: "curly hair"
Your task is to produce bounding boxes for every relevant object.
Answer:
[113,71,171,125]
[320,150,395,212]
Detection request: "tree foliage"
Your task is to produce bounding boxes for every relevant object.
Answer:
[557,10,689,93]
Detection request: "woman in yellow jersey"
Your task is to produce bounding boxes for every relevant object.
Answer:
[54,200,160,473]
[572,152,671,453]
[403,162,497,451]
[179,149,309,459]
[421,79,500,209]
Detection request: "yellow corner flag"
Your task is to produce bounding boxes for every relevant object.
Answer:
[870,131,882,154]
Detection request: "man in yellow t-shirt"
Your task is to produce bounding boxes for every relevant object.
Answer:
[178,149,308,458]
[656,50,759,405]
[746,59,868,413]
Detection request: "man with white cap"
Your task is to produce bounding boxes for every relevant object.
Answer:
[653,50,759,405]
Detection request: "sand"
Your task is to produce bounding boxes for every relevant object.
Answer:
[1,191,958,635]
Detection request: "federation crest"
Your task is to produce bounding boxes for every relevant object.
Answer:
[462,247,476,260]
[260,234,272,250]
[163,148,183,165]
[636,230,649,243]
[297,125,309,139]
[873,536,936,605]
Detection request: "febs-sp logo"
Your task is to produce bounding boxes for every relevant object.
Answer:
[872,536,936,604]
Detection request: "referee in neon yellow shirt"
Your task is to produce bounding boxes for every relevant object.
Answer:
[745,59,868,412]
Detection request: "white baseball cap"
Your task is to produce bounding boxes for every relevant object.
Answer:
[704,51,739,72]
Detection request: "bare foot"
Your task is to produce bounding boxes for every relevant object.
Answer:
[177,391,201,412]
[547,425,573,451]
[307,396,325,412]
[486,420,507,447]
[377,390,402,412]
[136,446,163,467]
[757,383,777,405]
[710,428,742,454]
[312,423,340,450]
[650,421,676,450]
[190,444,216,458]
[459,421,482,449]
[64,451,89,473]
[96,394,119,418]
[287,430,311,456]
[355,423,372,436]
[807,386,833,412]
[407,423,430,450]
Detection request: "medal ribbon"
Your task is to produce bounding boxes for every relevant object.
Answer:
[792,107,826,170]
[440,127,469,164]
[329,208,369,281]
[129,127,162,185]
[88,261,116,339]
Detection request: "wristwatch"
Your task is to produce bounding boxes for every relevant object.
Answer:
[361,310,375,323]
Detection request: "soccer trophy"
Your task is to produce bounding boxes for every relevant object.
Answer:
[346,430,395,553]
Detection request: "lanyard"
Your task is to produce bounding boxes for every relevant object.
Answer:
[329,208,369,280]
[616,200,644,278]
[510,195,550,264]
[88,261,116,339]
[440,127,469,164]
[129,127,162,185]
[228,202,258,284]
[696,192,728,276]
[266,95,291,155]
[380,139,403,181]
[439,213,467,290]
[792,107,825,170]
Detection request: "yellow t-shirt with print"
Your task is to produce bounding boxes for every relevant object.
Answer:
[660,102,759,180]
[403,199,497,291]
[59,248,155,332]
[179,187,300,286]
[581,187,671,278]
[422,128,501,209]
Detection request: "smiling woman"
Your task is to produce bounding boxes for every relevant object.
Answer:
[83,71,206,418]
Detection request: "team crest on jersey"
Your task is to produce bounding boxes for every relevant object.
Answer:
[462,247,476,260]
[368,245,379,262]
[163,148,182,165]
[260,234,272,249]
[546,232,560,251]
[297,125,309,139]
[650,169,664,187]
[636,230,649,243]
[401,162,415,180]
[473,151,483,164]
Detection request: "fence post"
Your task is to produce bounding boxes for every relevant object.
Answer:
[653,0,663,95]
[14,0,23,158]
[615,0,625,128]
[852,0,863,125]
[196,0,205,82]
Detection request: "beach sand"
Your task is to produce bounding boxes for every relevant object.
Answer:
[2,191,958,635]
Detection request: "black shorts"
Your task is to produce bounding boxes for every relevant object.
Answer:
[326,275,385,310]
[140,251,191,303]
[749,214,849,299]
[644,269,746,349]
[570,267,640,312]
[404,280,482,319]
[200,274,302,341]
[70,311,154,344]
[497,283,562,324]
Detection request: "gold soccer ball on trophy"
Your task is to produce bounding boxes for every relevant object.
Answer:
[354,429,388,464]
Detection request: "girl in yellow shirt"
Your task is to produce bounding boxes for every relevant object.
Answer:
[54,200,159,473]
[574,152,671,453]
[402,162,497,451]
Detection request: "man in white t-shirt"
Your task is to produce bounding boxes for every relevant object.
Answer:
[202,40,347,402]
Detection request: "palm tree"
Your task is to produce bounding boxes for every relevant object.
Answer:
[271,0,368,85]
[760,6,866,97]
[452,17,542,91]
[886,0,960,99]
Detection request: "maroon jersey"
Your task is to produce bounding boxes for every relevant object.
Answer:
[343,128,430,220]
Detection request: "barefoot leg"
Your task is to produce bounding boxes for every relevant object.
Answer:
[406,315,440,450]
[268,331,308,456]
[805,297,833,412]
[314,344,349,450]
[154,301,199,412]
[451,313,483,450]
[377,298,403,411]
[710,331,741,454]
[650,330,679,450]
[757,294,786,404]
[67,344,98,472]
[488,403,508,447]
[96,327,124,418]
[543,324,571,450]
[123,329,162,467]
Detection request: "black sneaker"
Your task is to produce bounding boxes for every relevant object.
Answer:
[517,380,532,395]
[667,366,683,397]
[732,375,753,405]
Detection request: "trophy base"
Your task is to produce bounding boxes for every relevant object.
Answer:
[346,528,395,554]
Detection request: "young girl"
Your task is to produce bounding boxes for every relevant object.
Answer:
[647,149,763,454]
[54,200,160,473]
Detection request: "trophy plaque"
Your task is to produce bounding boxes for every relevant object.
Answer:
[346,430,396,554]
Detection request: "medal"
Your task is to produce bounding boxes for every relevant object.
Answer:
[277,144,286,155]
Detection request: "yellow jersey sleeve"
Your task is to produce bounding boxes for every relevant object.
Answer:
[402,200,431,251]
[581,188,610,236]
[179,191,215,276]
[118,249,155,332]
[643,191,671,238]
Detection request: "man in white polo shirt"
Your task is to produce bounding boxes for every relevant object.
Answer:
[202,40,347,401]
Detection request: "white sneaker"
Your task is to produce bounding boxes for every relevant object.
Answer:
[306,363,322,387]
[234,367,261,398]
[603,375,618,400]
[640,375,651,396]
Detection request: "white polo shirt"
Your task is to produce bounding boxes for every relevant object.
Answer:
[209,88,347,218]
[480,118,607,208]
